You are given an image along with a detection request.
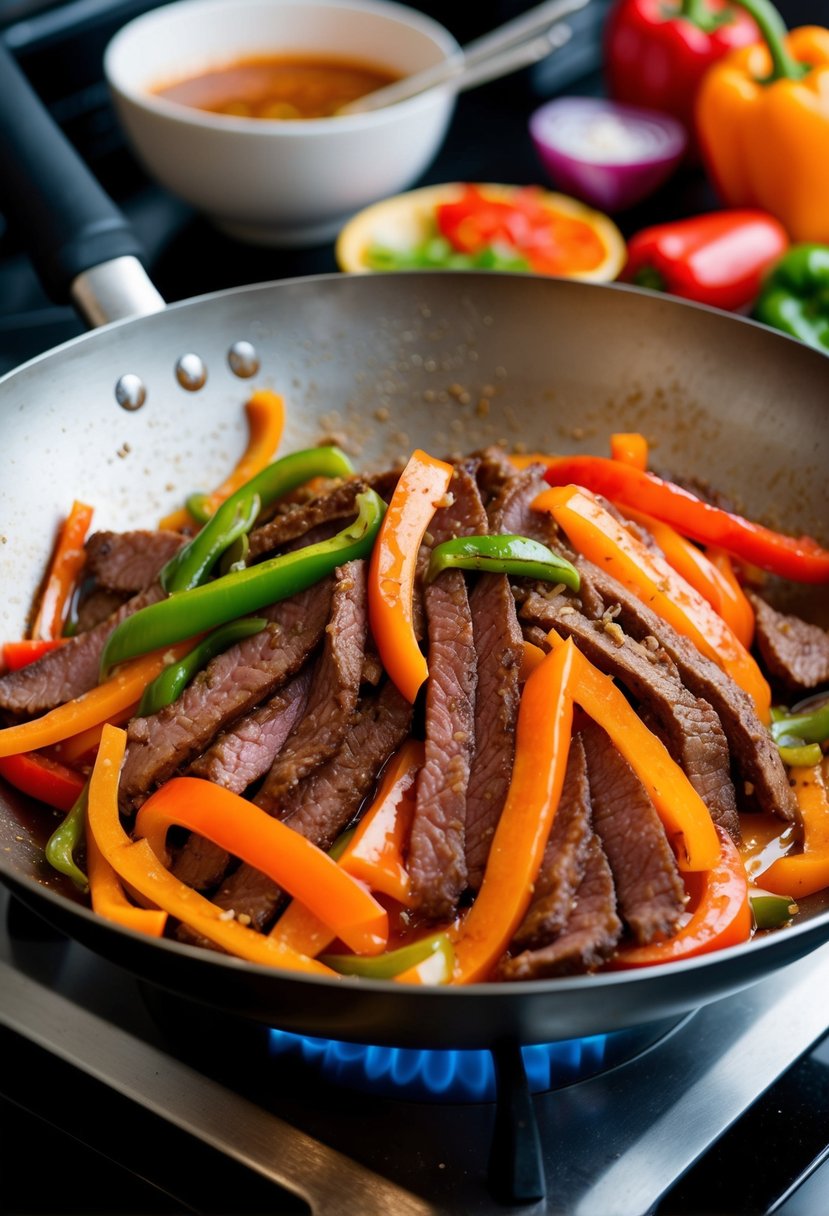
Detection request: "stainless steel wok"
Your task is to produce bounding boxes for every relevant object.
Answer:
[0,39,827,1051]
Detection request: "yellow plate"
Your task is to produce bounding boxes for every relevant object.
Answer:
[335,182,626,282]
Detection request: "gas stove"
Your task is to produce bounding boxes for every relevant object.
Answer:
[2,2,829,1214]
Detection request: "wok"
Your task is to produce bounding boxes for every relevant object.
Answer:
[1,40,828,1052]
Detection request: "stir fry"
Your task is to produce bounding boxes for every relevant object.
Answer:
[1,389,827,985]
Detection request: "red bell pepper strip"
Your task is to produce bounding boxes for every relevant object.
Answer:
[31,500,94,641]
[451,639,576,985]
[0,751,86,812]
[158,389,286,531]
[2,639,67,671]
[368,448,454,703]
[620,210,789,312]
[603,0,761,161]
[135,776,388,956]
[611,826,751,967]
[756,762,829,898]
[545,628,721,871]
[87,726,336,973]
[542,455,829,584]
[534,484,772,723]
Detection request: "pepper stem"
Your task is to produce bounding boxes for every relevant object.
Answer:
[725,0,808,81]
[677,0,734,34]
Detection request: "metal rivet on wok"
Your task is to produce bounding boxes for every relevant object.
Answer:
[227,340,260,379]
[114,373,147,411]
[175,353,208,391]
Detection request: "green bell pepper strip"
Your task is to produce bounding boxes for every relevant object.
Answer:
[752,244,829,354]
[100,489,385,677]
[425,534,580,590]
[770,701,829,745]
[161,490,260,594]
[45,784,89,892]
[749,888,798,931]
[137,617,267,717]
[186,492,212,525]
[321,931,454,979]
[160,445,356,594]
[778,742,824,767]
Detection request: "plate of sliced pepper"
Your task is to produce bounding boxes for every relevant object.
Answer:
[335,181,627,281]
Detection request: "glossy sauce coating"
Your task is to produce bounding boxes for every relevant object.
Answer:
[153,54,400,119]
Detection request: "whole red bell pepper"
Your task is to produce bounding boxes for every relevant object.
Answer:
[603,0,760,159]
[620,210,789,311]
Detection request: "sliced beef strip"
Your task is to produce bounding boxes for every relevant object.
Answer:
[248,479,369,560]
[578,558,798,822]
[510,735,594,952]
[118,579,333,813]
[495,833,622,981]
[748,592,829,694]
[518,589,741,841]
[255,560,367,812]
[582,720,687,945]
[74,587,130,633]
[0,583,166,717]
[206,680,413,932]
[171,668,314,891]
[83,529,185,592]
[408,466,488,921]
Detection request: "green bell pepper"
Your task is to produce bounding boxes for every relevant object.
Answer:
[752,243,829,353]
[45,784,89,891]
[100,489,385,677]
[425,533,580,590]
[321,931,454,981]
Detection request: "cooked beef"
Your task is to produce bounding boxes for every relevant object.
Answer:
[248,479,369,560]
[464,573,523,889]
[0,583,166,717]
[518,589,741,840]
[118,580,333,813]
[510,735,593,951]
[748,592,829,693]
[578,558,798,822]
[488,463,555,544]
[255,561,367,812]
[496,834,622,980]
[408,466,488,920]
[473,445,521,504]
[582,721,687,945]
[74,587,130,633]
[207,680,412,930]
[84,529,185,592]
[172,668,315,891]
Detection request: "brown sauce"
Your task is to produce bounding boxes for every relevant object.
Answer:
[153,54,401,120]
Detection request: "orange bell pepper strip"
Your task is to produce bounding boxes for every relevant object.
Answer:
[367,448,454,703]
[611,827,751,968]
[50,700,140,766]
[541,455,829,584]
[520,639,547,681]
[135,776,389,956]
[0,641,196,759]
[451,639,576,984]
[705,548,756,650]
[338,739,423,905]
[158,389,285,531]
[609,431,649,470]
[0,751,86,812]
[756,761,829,898]
[2,639,68,671]
[87,726,336,973]
[86,819,168,939]
[534,484,771,723]
[696,19,829,245]
[31,500,94,641]
[545,628,721,872]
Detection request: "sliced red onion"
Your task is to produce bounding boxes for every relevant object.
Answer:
[529,96,687,214]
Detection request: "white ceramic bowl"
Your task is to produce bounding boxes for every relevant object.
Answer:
[104,0,460,247]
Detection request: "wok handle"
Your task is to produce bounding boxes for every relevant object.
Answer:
[0,39,165,324]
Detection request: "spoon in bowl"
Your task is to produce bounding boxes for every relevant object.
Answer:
[337,0,590,116]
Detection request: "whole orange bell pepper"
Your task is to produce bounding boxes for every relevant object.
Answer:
[696,1,829,243]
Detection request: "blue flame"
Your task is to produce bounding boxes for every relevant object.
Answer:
[267,1029,613,1102]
